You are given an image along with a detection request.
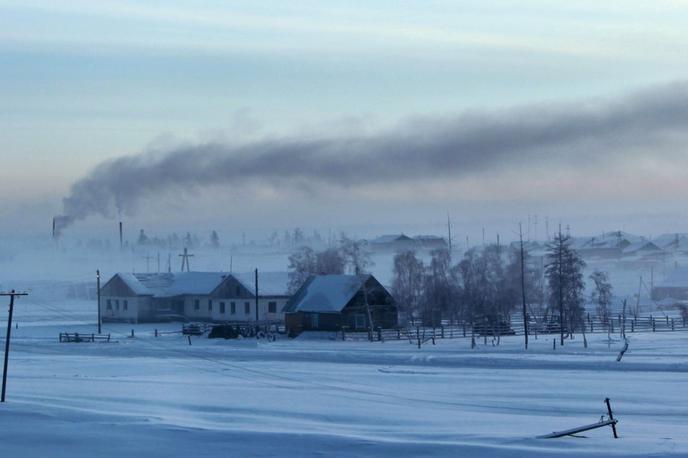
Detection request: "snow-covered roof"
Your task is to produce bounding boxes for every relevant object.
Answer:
[622,240,663,254]
[233,271,290,296]
[653,233,688,250]
[283,274,370,313]
[369,234,412,244]
[110,271,289,298]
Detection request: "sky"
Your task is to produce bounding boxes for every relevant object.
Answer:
[2,0,688,241]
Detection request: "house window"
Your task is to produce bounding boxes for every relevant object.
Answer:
[208,300,213,311]
[106,299,112,310]
[220,302,226,314]
[230,302,236,315]
[194,299,200,311]
[244,302,250,315]
[115,300,120,310]
[123,300,128,311]
[354,314,366,329]
[268,301,277,314]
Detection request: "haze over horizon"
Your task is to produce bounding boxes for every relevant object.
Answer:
[3,1,688,240]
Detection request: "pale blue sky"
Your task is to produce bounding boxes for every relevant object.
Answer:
[2,1,688,237]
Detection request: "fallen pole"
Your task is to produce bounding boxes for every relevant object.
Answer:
[539,398,619,439]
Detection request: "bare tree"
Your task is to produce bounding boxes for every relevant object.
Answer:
[340,235,372,274]
[590,270,613,325]
[391,250,425,322]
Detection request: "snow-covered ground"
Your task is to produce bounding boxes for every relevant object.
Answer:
[0,298,686,456]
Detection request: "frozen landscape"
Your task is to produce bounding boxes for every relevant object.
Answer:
[0,298,684,457]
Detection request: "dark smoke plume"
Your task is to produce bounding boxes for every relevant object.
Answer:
[54,81,688,234]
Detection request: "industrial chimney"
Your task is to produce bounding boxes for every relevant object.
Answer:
[119,221,123,250]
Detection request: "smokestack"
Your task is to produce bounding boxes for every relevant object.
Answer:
[119,221,123,250]
[52,217,56,240]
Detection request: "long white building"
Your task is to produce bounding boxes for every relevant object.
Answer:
[100,271,290,323]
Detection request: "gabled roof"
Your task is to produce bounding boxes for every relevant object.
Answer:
[233,271,290,296]
[283,274,371,313]
[108,271,289,298]
[369,234,413,244]
[622,240,663,254]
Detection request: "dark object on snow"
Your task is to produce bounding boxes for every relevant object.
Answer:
[208,325,241,339]
[616,340,629,362]
[59,332,111,343]
[182,323,206,336]
[539,398,619,439]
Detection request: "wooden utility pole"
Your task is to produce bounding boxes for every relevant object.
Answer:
[96,270,101,334]
[178,248,194,272]
[558,225,565,347]
[519,223,529,350]
[1,290,28,402]
[254,268,259,325]
[447,213,453,251]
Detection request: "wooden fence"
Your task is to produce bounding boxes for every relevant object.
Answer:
[341,313,688,343]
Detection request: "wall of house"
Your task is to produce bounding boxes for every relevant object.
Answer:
[101,294,141,323]
[183,296,214,321]
[208,297,289,322]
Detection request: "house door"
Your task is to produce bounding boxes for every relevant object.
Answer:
[310,313,319,328]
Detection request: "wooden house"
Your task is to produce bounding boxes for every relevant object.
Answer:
[100,271,290,323]
[283,274,397,336]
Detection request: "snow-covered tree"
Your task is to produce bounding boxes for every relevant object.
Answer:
[590,270,612,324]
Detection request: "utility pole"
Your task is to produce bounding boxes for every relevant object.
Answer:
[96,270,101,334]
[447,213,453,251]
[254,268,259,330]
[1,290,28,402]
[558,224,565,347]
[519,223,529,350]
[167,253,172,273]
[178,248,194,272]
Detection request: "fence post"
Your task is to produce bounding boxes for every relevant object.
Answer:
[591,320,593,333]
[666,316,670,327]
[463,323,466,337]
[397,329,401,340]
[417,326,421,349]
[441,326,445,339]
[91,333,94,342]
[187,335,192,346]
[652,316,656,332]
[671,318,675,331]
[155,329,158,337]
[553,338,556,350]
[631,320,634,333]
[131,329,134,338]
[377,327,382,342]
[610,321,614,334]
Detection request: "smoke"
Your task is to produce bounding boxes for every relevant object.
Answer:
[55,81,688,234]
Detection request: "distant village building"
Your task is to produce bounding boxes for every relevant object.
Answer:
[413,235,448,250]
[621,240,664,259]
[368,234,415,252]
[283,274,397,336]
[100,271,290,323]
[368,234,448,252]
[571,231,643,259]
[654,233,688,255]
[652,267,688,301]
